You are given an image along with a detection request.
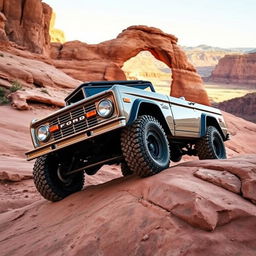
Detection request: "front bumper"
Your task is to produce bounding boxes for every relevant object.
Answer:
[26,117,126,160]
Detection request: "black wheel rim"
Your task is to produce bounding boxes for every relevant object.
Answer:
[146,125,169,165]
[57,165,73,186]
[48,156,78,190]
[213,133,225,158]
[147,132,162,159]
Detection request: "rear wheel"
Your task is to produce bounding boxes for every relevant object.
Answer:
[121,115,170,177]
[196,126,226,160]
[33,155,84,202]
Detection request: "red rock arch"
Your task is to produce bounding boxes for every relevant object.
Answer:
[51,26,209,105]
[121,50,172,91]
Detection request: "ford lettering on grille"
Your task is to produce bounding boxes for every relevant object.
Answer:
[49,103,101,141]
[60,115,86,129]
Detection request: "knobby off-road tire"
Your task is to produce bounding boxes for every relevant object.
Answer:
[33,155,84,202]
[121,162,133,176]
[121,115,170,177]
[195,126,227,160]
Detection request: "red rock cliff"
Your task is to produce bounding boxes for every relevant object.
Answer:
[215,93,256,123]
[209,53,256,85]
[0,0,52,54]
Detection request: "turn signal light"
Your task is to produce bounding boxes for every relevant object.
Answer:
[49,125,60,133]
[123,98,131,103]
[85,110,97,118]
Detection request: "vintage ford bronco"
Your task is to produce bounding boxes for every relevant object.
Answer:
[26,80,229,201]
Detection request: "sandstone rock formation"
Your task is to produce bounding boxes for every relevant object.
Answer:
[0,0,52,54]
[194,168,241,194]
[1,155,256,255]
[209,53,256,85]
[0,11,7,42]
[0,0,210,106]
[223,112,256,156]
[0,104,256,255]
[51,26,210,105]
[9,89,65,110]
[50,12,66,44]
[216,93,256,123]
[0,50,81,109]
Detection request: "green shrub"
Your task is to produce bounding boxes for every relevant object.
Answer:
[0,87,5,97]
[0,87,9,104]
[10,80,23,92]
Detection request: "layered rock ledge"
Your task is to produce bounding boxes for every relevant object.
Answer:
[0,155,256,256]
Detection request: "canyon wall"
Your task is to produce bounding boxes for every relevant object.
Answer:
[209,53,256,85]
[0,0,52,54]
[215,92,256,123]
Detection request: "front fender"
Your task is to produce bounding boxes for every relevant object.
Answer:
[127,99,164,125]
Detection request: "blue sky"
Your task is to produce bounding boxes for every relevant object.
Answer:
[44,0,256,48]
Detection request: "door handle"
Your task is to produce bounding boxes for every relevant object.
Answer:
[188,102,195,105]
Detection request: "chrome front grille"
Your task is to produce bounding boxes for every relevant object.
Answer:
[49,103,98,141]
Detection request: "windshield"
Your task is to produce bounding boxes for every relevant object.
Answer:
[84,87,110,97]
[84,84,153,97]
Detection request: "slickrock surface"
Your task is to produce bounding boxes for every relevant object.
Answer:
[0,106,256,255]
[0,155,256,256]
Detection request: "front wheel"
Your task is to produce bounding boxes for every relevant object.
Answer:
[121,162,133,176]
[121,115,170,177]
[33,155,84,202]
[195,126,227,160]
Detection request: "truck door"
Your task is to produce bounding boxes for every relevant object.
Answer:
[169,97,201,138]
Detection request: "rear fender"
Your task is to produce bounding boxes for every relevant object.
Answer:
[200,114,225,139]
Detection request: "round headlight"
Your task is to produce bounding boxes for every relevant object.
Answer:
[37,125,50,142]
[97,99,113,118]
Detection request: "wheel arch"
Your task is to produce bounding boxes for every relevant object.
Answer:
[127,99,172,136]
[200,114,225,139]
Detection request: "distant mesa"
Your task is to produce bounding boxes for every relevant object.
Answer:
[209,53,256,85]
[182,45,255,79]
[182,44,254,53]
